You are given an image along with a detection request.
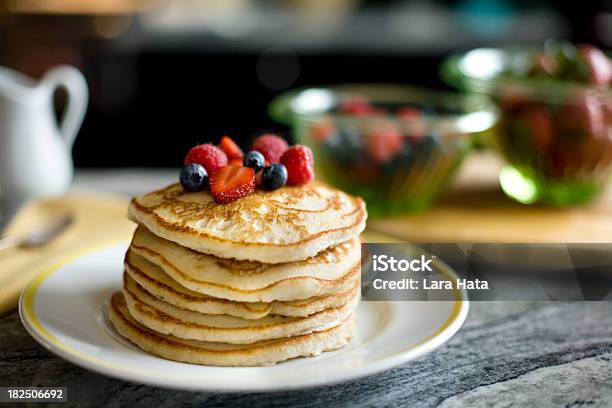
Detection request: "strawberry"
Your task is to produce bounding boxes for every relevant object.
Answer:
[365,124,403,163]
[280,145,315,185]
[252,134,289,163]
[184,144,228,174]
[209,166,255,204]
[219,135,244,160]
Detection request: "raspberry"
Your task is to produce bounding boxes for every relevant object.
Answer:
[184,144,228,174]
[209,166,255,204]
[252,134,289,163]
[280,145,315,185]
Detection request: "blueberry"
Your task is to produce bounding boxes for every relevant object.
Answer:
[261,164,288,190]
[243,151,265,172]
[180,163,208,192]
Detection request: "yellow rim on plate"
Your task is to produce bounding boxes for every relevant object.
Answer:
[19,240,468,387]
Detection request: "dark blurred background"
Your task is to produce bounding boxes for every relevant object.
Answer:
[0,0,610,167]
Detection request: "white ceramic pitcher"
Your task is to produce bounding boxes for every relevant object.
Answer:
[0,65,88,201]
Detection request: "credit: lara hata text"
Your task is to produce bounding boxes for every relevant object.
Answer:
[370,254,489,290]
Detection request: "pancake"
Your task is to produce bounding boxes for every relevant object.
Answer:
[128,181,367,263]
[109,292,355,367]
[122,273,360,344]
[125,251,360,319]
[129,227,361,302]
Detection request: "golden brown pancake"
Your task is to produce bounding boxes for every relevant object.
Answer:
[128,182,366,263]
[125,251,361,319]
[109,292,355,367]
[122,274,360,344]
[129,227,361,302]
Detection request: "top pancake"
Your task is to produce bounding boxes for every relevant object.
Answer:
[128,181,367,263]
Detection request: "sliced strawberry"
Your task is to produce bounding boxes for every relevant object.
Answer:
[209,166,255,204]
[220,135,244,160]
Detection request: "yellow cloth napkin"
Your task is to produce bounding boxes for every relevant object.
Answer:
[0,193,135,315]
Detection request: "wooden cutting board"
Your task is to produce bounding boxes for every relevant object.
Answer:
[368,153,612,243]
[0,193,135,315]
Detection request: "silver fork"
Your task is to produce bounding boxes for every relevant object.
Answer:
[0,213,74,251]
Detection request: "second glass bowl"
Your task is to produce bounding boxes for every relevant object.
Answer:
[443,48,612,206]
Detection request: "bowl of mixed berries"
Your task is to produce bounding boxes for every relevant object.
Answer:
[443,41,612,205]
[179,134,314,203]
[269,84,496,216]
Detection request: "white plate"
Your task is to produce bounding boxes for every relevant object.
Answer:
[20,242,468,392]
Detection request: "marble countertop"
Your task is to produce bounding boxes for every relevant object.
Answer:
[1,168,611,407]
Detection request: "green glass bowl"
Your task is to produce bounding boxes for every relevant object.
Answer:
[442,48,612,206]
[269,84,497,217]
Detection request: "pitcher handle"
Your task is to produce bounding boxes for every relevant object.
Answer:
[41,66,88,150]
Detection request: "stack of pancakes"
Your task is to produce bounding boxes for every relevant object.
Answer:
[108,181,367,366]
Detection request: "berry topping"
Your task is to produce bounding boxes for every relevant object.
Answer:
[209,166,255,204]
[184,144,228,175]
[252,134,289,163]
[261,164,288,190]
[179,163,208,192]
[243,150,266,173]
[219,135,244,160]
[365,125,403,163]
[280,144,315,185]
